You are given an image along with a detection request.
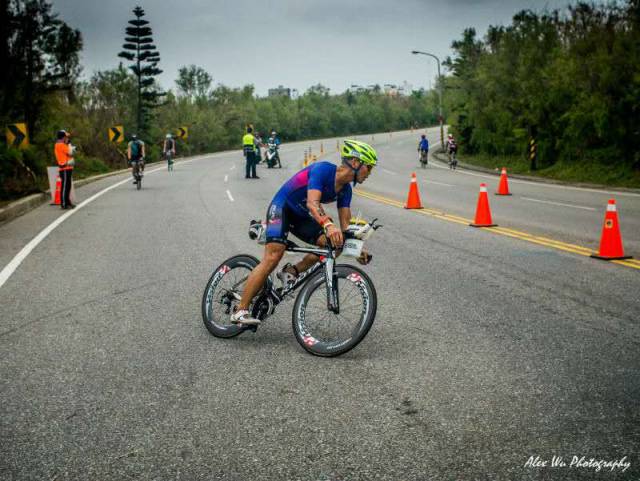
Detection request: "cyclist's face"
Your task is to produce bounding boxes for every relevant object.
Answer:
[356,161,373,183]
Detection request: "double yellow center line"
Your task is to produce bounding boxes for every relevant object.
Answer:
[355,189,640,271]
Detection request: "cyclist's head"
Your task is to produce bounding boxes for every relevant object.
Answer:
[448,134,453,139]
[271,131,276,136]
[131,134,138,140]
[421,134,426,139]
[341,139,377,186]
[56,130,68,140]
[166,134,172,139]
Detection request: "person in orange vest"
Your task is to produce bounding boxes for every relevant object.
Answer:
[54,130,75,209]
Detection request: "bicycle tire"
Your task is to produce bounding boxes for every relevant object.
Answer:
[292,264,377,357]
[201,254,261,338]
[136,177,141,190]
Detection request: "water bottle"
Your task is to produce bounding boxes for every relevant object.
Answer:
[248,220,266,244]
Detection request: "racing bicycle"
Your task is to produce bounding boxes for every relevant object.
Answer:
[201,219,382,357]
[131,159,144,190]
[419,150,428,168]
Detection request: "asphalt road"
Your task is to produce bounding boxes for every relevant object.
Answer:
[1,130,638,480]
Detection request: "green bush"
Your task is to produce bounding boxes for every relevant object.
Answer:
[0,146,47,200]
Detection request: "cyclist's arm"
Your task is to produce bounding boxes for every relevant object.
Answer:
[306,189,330,226]
[142,144,146,158]
[307,189,342,246]
[127,143,131,160]
[338,207,351,232]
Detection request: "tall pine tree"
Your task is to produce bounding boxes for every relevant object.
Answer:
[117,5,163,134]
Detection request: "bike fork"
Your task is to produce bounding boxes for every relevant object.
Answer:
[324,258,340,314]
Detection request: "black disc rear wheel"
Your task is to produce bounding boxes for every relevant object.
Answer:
[201,255,260,338]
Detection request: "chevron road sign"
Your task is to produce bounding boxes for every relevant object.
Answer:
[176,126,188,140]
[109,125,124,143]
[6,123,28,149]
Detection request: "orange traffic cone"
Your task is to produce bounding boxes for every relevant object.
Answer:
[591,199,632,260]
[470,183,497,227]
[495,167,512,195]
[52,175,62,205]
[404,173,423,209]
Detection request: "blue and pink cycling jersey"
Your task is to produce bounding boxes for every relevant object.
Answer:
[265,161,352,244]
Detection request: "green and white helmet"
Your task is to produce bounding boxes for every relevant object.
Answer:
[341,139,377,166]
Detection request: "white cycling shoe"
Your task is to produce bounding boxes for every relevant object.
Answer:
[230,309,261,326]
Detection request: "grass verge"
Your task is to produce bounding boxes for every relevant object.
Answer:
[459,153,640,188]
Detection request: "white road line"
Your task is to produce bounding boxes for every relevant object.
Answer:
[424,180,454,187]
[230,165,236,171]
[381,168,397,175]
[226,190,234,202]
[224,175,228,183]
[0,165,165,289]
[430,156,640,198]
[0,155,209,290]
[521,197,597,211]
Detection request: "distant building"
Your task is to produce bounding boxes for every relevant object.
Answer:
[398,81,413,96]
[268,85,292,98]
[384,81,413,97]
[348,82,412,96]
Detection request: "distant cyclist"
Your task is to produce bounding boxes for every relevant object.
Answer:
[446,134,457,156]
[418,134,429,166]
[230,139,377,326]
[163,133,176,171]
[446,134,458,169]
[127,134,146,183]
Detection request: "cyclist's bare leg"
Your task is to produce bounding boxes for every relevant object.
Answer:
[237,242,286,310]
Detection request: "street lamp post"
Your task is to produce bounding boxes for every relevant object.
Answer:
[412,50,444,152]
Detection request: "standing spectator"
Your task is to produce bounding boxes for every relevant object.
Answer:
[243,126,259,179]
[254,131,263,165]
[54,130,75,209]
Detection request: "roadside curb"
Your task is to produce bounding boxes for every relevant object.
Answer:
[0,149,240,227]
[0,162,157,227]
[432,152,640,193]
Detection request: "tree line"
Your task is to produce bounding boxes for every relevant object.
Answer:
[0,2,439,201]
[5,0,637,201]
[443,0,640,180]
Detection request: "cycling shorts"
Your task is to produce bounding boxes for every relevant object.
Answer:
[265,200,323,246]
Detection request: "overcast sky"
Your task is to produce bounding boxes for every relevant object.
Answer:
[52,0,573,95]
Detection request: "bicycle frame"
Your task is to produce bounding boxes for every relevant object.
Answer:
[266,241,340,313]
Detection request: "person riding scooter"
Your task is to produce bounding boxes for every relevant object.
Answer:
[265,131,282,168]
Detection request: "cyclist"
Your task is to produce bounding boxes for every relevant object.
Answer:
[446,134,458,159]
[127,134,146,183]
[163,133,176,170]
[418,134,429,164]
[230,139,377,326]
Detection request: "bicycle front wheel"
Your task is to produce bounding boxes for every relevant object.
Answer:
[292,265,377,357]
